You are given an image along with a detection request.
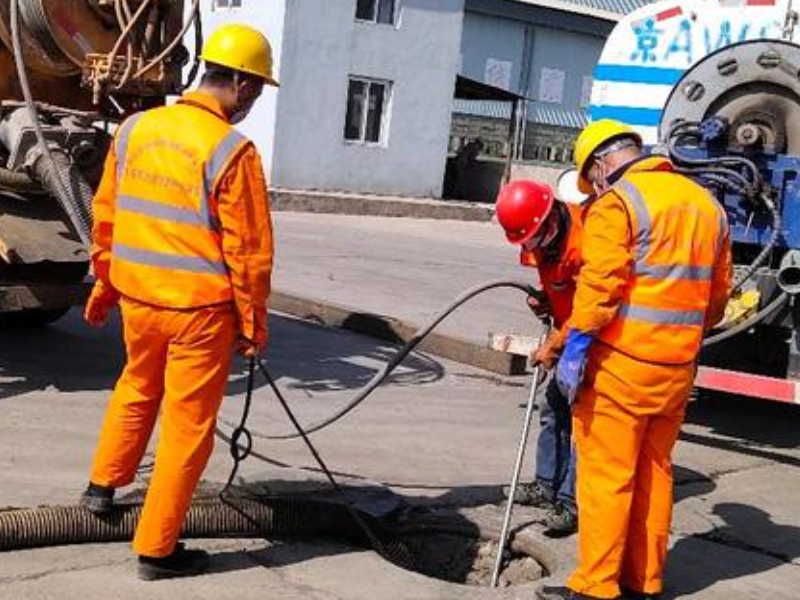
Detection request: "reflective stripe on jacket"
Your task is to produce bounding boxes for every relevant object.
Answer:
[593,160,728,364]
[109,98,249,308]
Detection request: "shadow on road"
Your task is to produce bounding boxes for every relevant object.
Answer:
[0,309,444,402]
[666,502,800,598]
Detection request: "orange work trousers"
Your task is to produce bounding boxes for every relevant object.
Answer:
[89,297,236,557]
[567,343,695,599]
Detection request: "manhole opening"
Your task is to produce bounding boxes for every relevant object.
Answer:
[401,532,549,587]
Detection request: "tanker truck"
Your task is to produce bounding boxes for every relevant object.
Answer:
[0,0,196,325]
[589,0,800,403]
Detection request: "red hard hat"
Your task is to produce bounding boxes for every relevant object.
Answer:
[496,180,555,245]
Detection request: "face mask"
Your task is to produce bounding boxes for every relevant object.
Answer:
[229,71,259,125]
[592,159,611,195]
[230,98,255,125]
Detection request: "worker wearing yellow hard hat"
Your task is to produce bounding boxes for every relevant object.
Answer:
[81,24,277,580]
[201,23,280,87]
[536,120,732,600]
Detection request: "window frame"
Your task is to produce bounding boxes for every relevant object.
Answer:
[354,0,399,26]
[214,0,242,10]
[343,75,392,147]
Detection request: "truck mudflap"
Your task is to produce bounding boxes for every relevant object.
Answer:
[695,366,800,404]
[0,281,91,313]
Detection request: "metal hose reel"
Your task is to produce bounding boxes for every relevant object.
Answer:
[660,40,800,154]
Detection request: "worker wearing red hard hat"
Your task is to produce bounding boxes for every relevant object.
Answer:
[496,178,589,536]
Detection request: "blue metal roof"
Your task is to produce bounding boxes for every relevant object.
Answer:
[453,99,588,129]
[561,0,655,15]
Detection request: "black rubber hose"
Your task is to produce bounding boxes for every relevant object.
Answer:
[0,498,413,570]
[0,166,38,191]
[219,279,538,440]
[729,192,781,295]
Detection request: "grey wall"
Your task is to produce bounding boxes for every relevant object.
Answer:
[459,0,607,120]
[272,0,465,197]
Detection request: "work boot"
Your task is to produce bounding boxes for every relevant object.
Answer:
[544,501,578,536]
[501,480,554,507]
[622,587,661,600]
[138,543,211,581]
[79,482,115,515]
[535,585,610,599]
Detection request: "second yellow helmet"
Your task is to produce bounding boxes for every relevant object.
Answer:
[574,119,641,193]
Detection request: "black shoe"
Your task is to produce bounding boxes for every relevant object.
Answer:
[535,585,610,600]
[502,480,555,507]
[79,482,115,515]
[622,587,661,600]
[138,543,210,581]
[544,501,578,536]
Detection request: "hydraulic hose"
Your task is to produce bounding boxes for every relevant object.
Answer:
[703,291,789,347]
[218,280,538,441]
[667,127,780,295]
[730,192,782,295]
[133,0,201,79]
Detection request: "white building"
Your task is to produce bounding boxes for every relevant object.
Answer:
[197,0,465,198]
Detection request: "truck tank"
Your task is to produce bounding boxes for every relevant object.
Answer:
[590,0,800,403]
[0,0,195,325]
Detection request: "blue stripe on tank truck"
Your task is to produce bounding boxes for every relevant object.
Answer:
[588,64,686,126]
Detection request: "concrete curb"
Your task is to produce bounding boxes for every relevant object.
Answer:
[271,188,495,222]
[271,291,527,376]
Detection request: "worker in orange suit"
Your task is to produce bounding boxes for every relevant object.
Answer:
[496,179,588,536]
[79,24,278,581]
[536,120,732,600]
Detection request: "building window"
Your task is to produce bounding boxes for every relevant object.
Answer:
[355,0,396,24]
[344,77,391,144]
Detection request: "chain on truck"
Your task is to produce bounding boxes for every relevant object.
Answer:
[0,0,198,325]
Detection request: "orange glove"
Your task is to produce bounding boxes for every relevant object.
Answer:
[530,327,567,369]
[84,280,120,328]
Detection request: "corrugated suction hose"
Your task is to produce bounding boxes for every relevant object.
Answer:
[33,149,94,243]
[0,498,415,570]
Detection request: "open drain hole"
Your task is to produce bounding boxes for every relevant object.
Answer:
[401,532,549,587]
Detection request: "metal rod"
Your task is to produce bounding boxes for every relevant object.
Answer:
[490,330,548,587]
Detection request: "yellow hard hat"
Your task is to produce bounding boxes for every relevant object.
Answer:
[201,24,279,86]
[574,119,641,193]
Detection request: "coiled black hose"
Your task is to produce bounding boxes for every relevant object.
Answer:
[219,279,538,440]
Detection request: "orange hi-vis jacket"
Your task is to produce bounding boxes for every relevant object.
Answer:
[569,156,731,364]
[520,202,586,330]
[91,92,273,344]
